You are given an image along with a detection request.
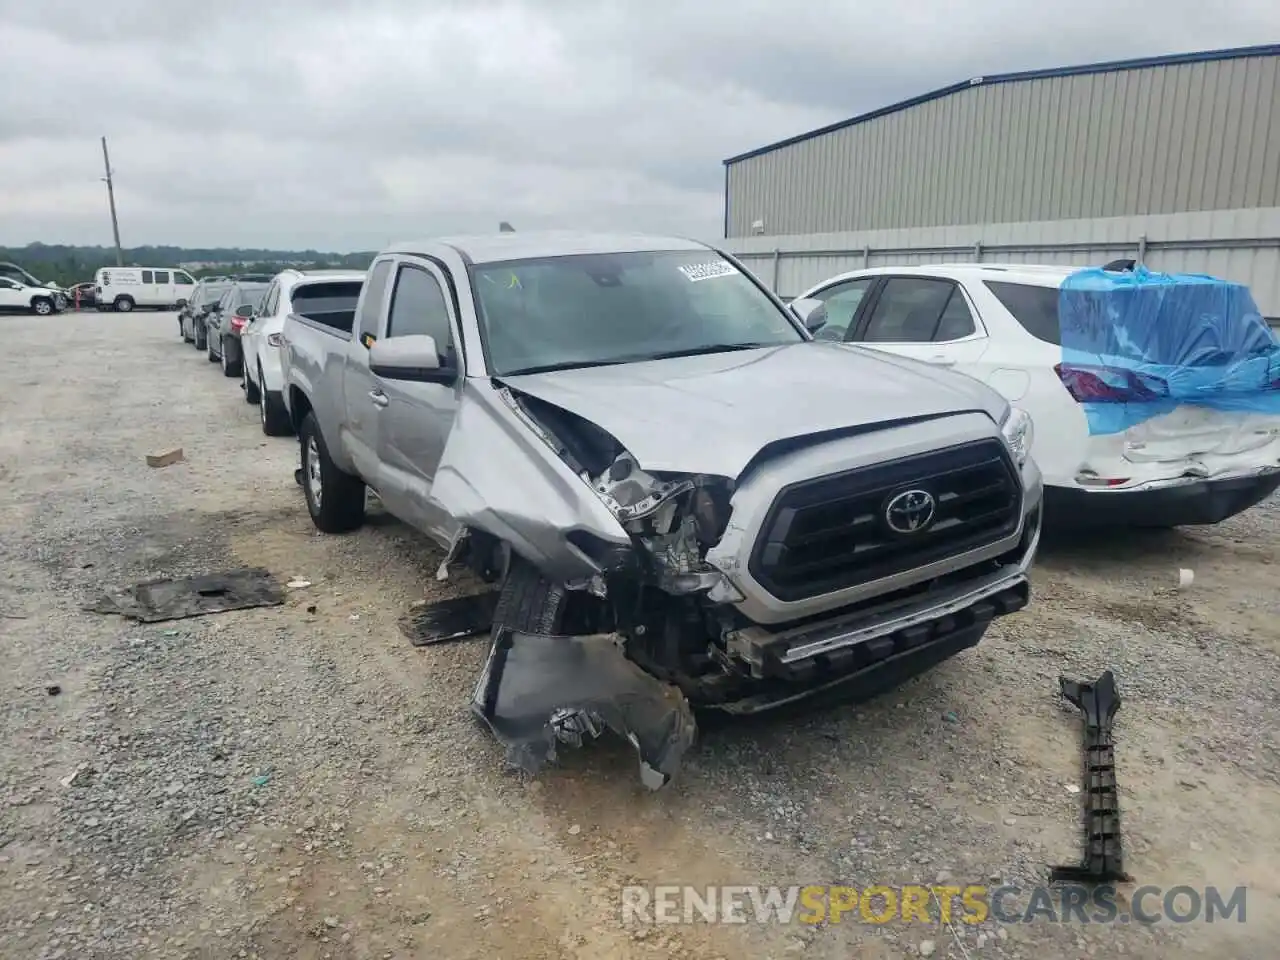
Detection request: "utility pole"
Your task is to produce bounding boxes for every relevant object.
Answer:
[100,136,123,266]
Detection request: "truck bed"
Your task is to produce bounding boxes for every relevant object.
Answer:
[296,308,355,333]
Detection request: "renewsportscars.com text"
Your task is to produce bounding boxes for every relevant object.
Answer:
[621,884,1247,926]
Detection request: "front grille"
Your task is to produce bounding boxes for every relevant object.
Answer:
[749,439,1022,602]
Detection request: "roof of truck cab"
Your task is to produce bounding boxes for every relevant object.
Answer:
[278,268,366,280]
[385,231,711,265]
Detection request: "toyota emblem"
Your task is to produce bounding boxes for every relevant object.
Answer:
[885,488,936,534]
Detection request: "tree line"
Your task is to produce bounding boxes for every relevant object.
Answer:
[1,243,376,287]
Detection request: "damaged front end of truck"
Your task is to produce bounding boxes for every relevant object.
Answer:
[426,379,747,788]
[427,350,1039,788]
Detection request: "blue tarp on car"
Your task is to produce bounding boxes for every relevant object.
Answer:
[1057,266,1280,435]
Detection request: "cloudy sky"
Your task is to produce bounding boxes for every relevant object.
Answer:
[1,0,1276,251]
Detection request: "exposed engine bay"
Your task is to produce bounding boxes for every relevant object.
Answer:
[502,389,751,698]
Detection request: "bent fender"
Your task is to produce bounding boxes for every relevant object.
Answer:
[427,380,630,584]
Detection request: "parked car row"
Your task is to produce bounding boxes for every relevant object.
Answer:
[177,269,365,438]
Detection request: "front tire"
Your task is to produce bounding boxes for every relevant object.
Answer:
[259,366,292,437]
[31,298,53,316]
[492,555,570,635]
[113,296,134,313]
[299,413,365,533]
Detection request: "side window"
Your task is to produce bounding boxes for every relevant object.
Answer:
[153,270,170,284]
[175,272,194,285]
[357,260,393,345]
[0,278,16,289]
[261,283,280,317]
[385,265,453,361]
[812,277,874,340]
[985,281,1061,345]
[934,288,977,341]
[860,278,955,343]
[141,270,154,284]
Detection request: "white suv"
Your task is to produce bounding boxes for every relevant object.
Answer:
[240,269,365,436]
[795,263,1280,527]
[0,277,63,316]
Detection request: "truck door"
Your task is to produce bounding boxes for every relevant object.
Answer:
[340,258,394,487]
[373,258,462,545]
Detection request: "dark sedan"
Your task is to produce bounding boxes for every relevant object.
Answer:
[181,280,232,347]
[204,280,269,377]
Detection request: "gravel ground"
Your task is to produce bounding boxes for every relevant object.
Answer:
[1,310,1277,960]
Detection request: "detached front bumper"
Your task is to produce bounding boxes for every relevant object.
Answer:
[1045,469,1280,527]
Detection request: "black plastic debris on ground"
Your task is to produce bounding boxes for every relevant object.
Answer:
[472,627,695,790]
[1052,669,1131,884]
[86,568,285,623]
[399,592,498,646]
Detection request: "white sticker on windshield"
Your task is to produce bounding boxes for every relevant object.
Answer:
[678,260,736,282]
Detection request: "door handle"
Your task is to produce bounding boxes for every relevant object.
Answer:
[369,389,389,408]
[929,356,957,367]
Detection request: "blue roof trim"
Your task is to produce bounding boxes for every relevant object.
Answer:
[723,43,1280,166]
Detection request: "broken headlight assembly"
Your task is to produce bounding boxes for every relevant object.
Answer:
[592,452,738,597]
[504,389,741,599]
[1000,405,1034,468]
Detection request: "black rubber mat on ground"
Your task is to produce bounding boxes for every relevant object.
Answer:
[399,592,498,646]
[86,568,285,623]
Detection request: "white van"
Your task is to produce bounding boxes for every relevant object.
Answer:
[94,267,197,312]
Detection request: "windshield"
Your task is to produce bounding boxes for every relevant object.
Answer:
[471,250,803,376]
[235,284,268,308]
[196,283,229,305]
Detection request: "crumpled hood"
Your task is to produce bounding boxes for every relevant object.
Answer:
[498,342,1004,477]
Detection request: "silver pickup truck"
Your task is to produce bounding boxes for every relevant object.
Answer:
[281,232,1043,786]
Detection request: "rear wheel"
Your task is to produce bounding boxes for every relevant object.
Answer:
[220,338,242,377]
[243,361,259,404]
[299,413,365,533]
[259,366,292,437]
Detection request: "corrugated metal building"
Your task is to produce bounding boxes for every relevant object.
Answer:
[721,44,1280,316]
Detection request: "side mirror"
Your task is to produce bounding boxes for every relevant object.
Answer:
[234,304,255,318]
[369,335,455,384]
[789,297,828,333]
